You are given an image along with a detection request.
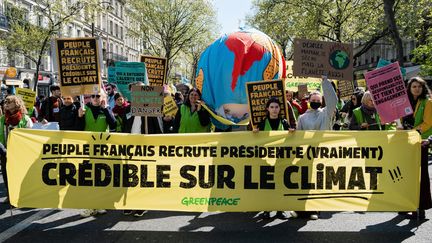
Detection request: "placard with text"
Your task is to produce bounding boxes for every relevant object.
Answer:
[55,37,101,96]
[140,55,167,86]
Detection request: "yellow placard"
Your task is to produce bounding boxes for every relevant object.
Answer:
[163,95,178,117]
[16,88,36,110]
[8,129,420,212]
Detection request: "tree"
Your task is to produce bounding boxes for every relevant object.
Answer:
[411,0,432,76]
[247,0,421,66]
[129,0,218,77]
[0,0,99,91]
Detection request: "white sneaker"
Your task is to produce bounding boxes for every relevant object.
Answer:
[80,209,97,218]
[289,211,298,218]
[97,209,107,215]
[309,214,319,220]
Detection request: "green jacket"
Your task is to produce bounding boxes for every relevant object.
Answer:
[0,115,30,145]
[414,99,432,139]
[178,105,210,133]
[84,105,109,132]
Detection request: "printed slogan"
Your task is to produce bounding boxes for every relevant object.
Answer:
[7,129,420,212]
[56,38,101,96]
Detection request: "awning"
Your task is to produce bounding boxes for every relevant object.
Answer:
[404,65,421,80]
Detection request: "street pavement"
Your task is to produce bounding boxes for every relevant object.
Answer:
[1,159,432,243]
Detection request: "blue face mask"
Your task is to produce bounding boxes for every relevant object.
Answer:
[310,101,321,110]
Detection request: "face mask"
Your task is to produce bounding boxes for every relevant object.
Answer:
[310,101,321,110]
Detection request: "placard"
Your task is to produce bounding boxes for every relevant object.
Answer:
[55,37,101,96]
[246,79,287,128]
[293,38,353,81]
[140,55,167,86]
[130,85,164,117]
[365,62,412,123]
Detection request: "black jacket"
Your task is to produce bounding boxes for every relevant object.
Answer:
[59,104,80,130]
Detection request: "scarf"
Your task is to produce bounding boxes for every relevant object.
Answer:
[5,110,23,126]
[112,102,129,117]
[361,104,376,116]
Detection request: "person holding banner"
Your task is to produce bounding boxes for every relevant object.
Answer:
[112,93,130,133]
[349,91,386,130]
[173,88,211,133]
[294,75,337,220]
[59,95,80,131]
[0,95,33,204]
[340,89,364,129]
[400,77,432,219]
[253,97,294,219]
[77,92,116,133]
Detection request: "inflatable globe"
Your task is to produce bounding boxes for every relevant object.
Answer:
[195,29,286,129]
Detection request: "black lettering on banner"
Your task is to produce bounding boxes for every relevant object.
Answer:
[199,165,215,188]
[113,164,121,187]
[140,164,155,187]
[42,163,57,185]
[284,166,299,189]
[123,164,139,187]
[348,167,366,189]
[316,163,324,189]
[244,166,258,189]
[78,160,93,186]
[260,166,275,189]
[301,166,315,189]
[95,163,111,187]
[365,167,382,190]
[60,163,77,186]
[326,166,346,189]
[180,165,197,188]
[157,165,171,188]
[217,165,235,189]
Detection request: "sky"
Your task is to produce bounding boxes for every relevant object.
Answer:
[213,0,253,34]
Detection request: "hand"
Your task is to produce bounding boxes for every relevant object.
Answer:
[78,107,85,117]
[196,100,202,111]
[163,116,173,122]
[252,127,259,133]
[41,119,48,125]
[288,128,296,132]
[100,99,107,109]
[360,123,369,128]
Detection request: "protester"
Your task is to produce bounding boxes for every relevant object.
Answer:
[173,88,211,133]
[286,90,307,121]
[253,97,294,220]
[59,95,80,130]
[77,91,115,217]
[349,91,385,130]
[38,85,62,123]
[0,95,33,204]
[122,82,163,217]
[294,75,337,220]
[106,83,117,110]
[174,91,184,105]
[112,93,129,132]
[340,89,364,129]
[400,77,432,219]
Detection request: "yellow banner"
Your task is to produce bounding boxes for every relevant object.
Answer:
[8,129,420,211]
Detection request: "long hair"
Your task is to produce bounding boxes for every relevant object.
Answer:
[407,77,431,101]
[184,88,202,107]
[5,95,28,114]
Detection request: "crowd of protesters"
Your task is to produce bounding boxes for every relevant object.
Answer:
[0,75,431,221]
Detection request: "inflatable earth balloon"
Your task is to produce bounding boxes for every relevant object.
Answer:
[195,29,286,129]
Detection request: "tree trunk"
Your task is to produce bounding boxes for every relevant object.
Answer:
[383,0,404,67]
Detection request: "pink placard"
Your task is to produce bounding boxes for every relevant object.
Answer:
[365,62,413,123]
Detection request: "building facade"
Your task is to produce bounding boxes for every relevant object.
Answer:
[0,0,144,96]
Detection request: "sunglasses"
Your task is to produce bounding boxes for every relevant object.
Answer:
[91,95,101,99]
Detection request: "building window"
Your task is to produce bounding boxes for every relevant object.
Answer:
[120,27,123,39]
[68,26,73,36]
[115,23,118,37]
[77,29,81,37]
[110,21,113,34]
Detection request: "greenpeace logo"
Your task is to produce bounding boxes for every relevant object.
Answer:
[181,197,240,206]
